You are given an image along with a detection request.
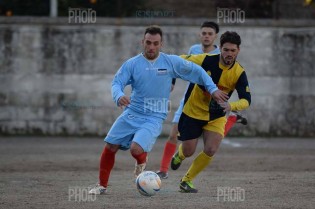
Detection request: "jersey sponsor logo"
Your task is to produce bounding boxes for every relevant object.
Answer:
[218,85,230,92]
[157,68,167,75]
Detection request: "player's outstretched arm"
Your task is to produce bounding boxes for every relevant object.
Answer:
[169,55,228,102]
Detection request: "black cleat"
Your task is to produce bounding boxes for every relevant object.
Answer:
[171,152,183,170]
[156,171,169,179]
[233,111,248,125]
[179,180,198,193]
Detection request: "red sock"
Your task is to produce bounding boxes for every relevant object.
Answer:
[224,115,237,136]
[159,141,177,173]
[131,152,147,164]
[99,146,116,187]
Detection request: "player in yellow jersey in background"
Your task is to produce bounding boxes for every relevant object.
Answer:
[171,31,251,193]
[156,22,247,179]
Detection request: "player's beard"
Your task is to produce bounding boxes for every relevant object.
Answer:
[221,54,236,66]
[144,50,159,60]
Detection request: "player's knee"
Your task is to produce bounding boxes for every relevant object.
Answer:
[203,146,218,157]
[182,149,195,157]
[105,143,119,153]
[168,135,178,144]
[130,143,144,155]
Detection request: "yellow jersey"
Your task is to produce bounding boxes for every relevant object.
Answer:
[180,53,251,121]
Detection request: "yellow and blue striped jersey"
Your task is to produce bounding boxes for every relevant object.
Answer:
[180,53,251,121]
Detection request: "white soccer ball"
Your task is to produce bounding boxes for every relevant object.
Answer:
[136,171,161,197]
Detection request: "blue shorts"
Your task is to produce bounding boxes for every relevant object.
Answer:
[172,97,184,123]
[105,110,163,152]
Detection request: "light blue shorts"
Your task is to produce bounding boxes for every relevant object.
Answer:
[172,97,184,123]
[105,110,163,152]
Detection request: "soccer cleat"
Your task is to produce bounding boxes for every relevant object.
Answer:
[88,184,107,195]
[232,111,248,125]
[156,171,169,179]
[134,162,146,178]
[171,151,183,170]
[179,180,198,193]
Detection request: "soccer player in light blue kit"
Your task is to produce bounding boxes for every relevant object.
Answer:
[88,25,228,195]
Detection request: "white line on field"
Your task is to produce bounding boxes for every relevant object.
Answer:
[222,139,243,147]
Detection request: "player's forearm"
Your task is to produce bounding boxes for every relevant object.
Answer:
[111,83,125,106]
[229,98,250,111]
[178,63,218,94]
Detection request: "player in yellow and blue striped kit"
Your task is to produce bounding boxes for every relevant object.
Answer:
[171,31,251,193]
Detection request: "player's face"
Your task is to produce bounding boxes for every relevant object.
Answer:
[142,33,162,60]
[220,42,240,66]
[199,27,217,47]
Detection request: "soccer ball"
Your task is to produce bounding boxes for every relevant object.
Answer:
[136,171,161,197]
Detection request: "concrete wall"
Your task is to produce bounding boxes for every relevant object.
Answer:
[0,18,314,137]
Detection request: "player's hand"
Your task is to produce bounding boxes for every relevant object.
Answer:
[219,102,231,113]
[118,95,130,109]
[211,90,229,103]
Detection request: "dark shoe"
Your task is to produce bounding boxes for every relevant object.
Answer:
[232,111,248,125]
[171,152,183,170]
[179,180,198,193]
[156,171,169,179]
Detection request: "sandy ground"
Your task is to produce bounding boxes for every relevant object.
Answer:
[0,136,314,209]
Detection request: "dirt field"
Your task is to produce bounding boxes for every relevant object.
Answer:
[0,136,314,209]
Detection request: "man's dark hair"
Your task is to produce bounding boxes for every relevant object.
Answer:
[201,21,219,34]
[220,31,241,47]
[144,25,163,39]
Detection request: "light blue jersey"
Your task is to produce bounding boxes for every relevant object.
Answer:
[172,44,221,123]
[188,44,220,55]
[112,52,218,120]
[106,52,219,151]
